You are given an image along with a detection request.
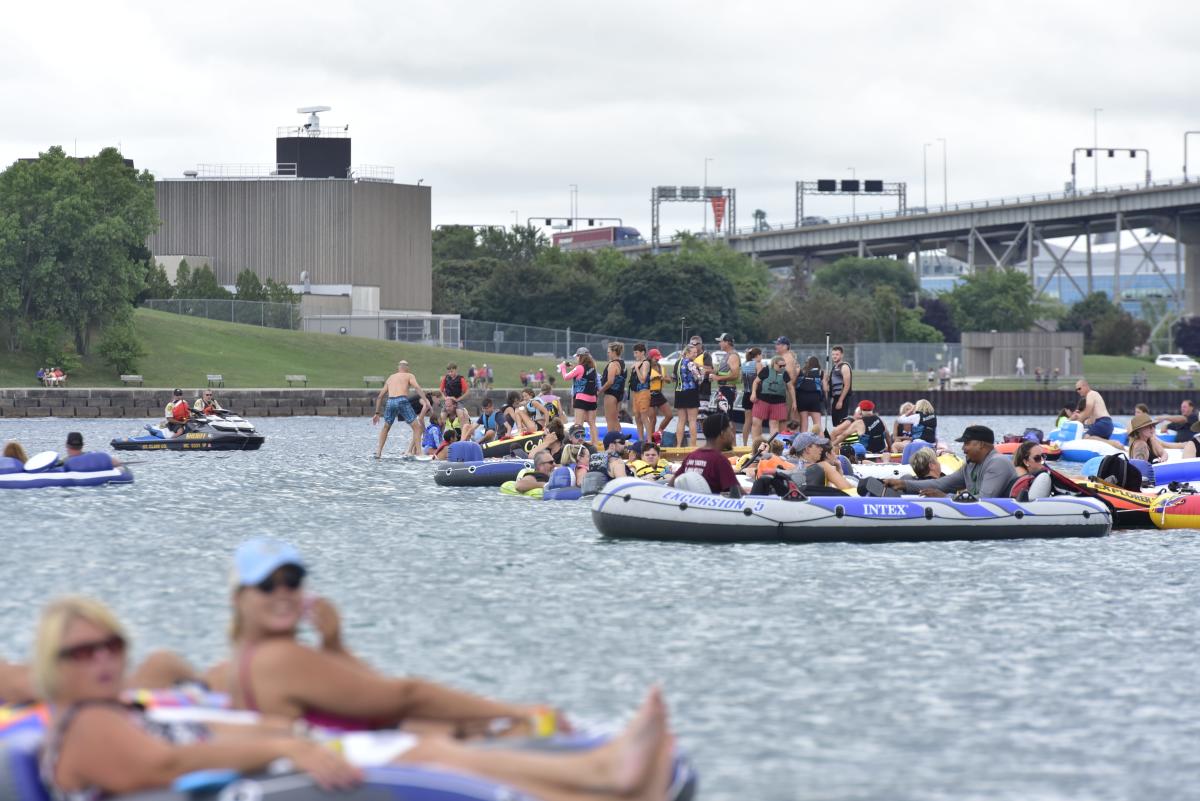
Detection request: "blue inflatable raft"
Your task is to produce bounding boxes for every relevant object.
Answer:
[0,452,132,490]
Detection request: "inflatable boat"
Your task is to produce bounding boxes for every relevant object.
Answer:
[1075,479,1167,529]
[1139,456,1200,486]
[0,705,697,801]
[434,459,531,487]
[590,478,1112,544]
[112,413,264,452]
[1047,420,1128,461]
[0,451,132,490]
[480,431,543,459]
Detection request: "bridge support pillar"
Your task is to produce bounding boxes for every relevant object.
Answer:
[1178,218,1200,316]
[945,239,994,270]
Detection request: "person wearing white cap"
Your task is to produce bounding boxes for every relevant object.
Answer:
[559,348,600,444]
[219,539,678,799]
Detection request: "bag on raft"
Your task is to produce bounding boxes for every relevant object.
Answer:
[1093,453,1143,491]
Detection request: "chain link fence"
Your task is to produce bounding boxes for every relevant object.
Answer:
[143,299,301,330]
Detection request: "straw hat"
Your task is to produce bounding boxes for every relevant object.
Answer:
[1128,413,1155,435]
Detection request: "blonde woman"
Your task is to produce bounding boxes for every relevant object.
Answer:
[894,399,938,448]
[599,342,628,440]
[219,539,675,801]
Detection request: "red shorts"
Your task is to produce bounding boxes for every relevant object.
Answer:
[752,400,790,421]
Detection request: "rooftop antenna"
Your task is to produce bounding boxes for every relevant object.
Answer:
[297,105,331,136]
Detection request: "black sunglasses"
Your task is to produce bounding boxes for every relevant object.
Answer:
[254,566,305,594]
[58,634,126,663]
[1029,454,1046,463]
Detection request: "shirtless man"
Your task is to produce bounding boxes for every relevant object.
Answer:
[371,360,426,458]
[714,333,741,412]
[1071,379,1121,447]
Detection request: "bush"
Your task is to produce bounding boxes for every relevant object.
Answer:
[95,321,147,375]
[23,320,82,373]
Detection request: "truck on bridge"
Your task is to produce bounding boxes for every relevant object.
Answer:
[552,225,643,251]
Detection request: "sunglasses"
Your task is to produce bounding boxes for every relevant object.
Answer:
[254,566,305,594]
[58,634,126,663]
[1029,454,1046,463]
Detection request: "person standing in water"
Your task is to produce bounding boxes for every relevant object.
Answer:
[371,361,426,458]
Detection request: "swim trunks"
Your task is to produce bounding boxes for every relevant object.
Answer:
[1086,416,1114,439]
[383,396,416,425]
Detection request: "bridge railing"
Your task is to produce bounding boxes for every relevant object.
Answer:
[714,174,1200,238]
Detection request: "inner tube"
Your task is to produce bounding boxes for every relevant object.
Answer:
[433,460,530,488]
[499,480,544,499]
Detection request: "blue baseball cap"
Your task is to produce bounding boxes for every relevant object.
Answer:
[774,336,791,346]
[233,538,307,586]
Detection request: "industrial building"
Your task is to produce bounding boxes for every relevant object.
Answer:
[148,108,449,341]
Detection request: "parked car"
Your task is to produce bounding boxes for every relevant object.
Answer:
[800,216,830,226]
[1155,354,1200,371]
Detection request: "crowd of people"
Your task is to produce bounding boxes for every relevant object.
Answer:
[0,539,677,801]
[35,367,68,387]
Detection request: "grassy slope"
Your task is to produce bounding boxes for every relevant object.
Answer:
[0,310,563,389]
[1,312,1185,391]
[976,355,1186,390]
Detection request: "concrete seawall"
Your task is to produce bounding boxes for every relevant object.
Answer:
[2,387,1193,419]
[0,388,570,418]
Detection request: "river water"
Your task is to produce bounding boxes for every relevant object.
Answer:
[2,414,1199,801]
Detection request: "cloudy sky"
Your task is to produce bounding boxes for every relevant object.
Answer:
[3,1,1198,237]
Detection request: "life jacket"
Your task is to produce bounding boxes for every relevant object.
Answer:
[538,395,562,420]
[605,359,627,396]
[862,414,887,453]
[478,411,499,431]
[169,400,190,423]
[648,364,665,393]
[1009,473,1037,499]
[444,413,463,433]
[754,455,794,478]
[629,362,652,393]
[629,458,667,478]
[695,352,713,396]
[828,361,853,396]
[741,360,757,393]
[912,413,937,444]
[795,366,822,394]
[573,367,598,397]
[677,358,698,392]
[760,366,787,398]
[442,374,467,398]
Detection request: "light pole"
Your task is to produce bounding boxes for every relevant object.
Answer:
[847,167,856,216]
[937,138,947,207]
[510,210,518,227]
[703,157,714,232]
[568,184,578,230]
[1093,108,1102,189]
[1185,131,1200,180]
[922,143,931,209]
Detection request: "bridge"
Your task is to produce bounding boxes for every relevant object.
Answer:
[622,178,1200,314]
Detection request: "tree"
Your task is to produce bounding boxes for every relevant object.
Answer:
[432,225,481,262]
[0,146,158,354]
[95,317,147,375]
[264,278,298,304]
[139,261,174,302]
[919,296,959,342]
[606,258,737,342]
[177,264,232,299]
[1172,317,1200,356]
[812,257,918,300]
[945,268,1036,332]
[1091,312,1149,356]
[759,287,873,344]
[174,260,192,293]
[431,257,500,317]
[235,269,267,301]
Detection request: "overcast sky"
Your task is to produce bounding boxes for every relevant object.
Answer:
[4,1,1198,237]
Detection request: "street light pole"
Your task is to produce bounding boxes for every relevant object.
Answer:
[1186,131,1200,180]
[922,143,931,209]
[847,167,856,216]
[703,157,714,233]
[568,184,578,231]
[510,210,518,227]
[937,138,947,207]
[1093,108,1102,189]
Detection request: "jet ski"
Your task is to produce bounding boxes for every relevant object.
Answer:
[111,411,265,451]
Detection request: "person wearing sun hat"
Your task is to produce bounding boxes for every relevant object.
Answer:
[884,424,1017,498]
[1127,411,1173,463]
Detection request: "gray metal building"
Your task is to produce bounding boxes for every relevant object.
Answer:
[149,178,431,313]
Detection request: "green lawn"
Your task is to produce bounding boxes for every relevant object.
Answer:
[0,310,564,389]
[976,355,1189,391]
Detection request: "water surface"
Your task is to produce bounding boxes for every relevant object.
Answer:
[1,415,1198,801]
